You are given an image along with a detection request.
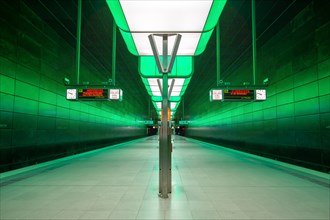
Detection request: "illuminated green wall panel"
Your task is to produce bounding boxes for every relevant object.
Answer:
[276,103,294,118]
[15,81,39,100]
[39,89,57,104]
[295,114,320,132]
[56,94,70,108]
[319,77,330,95]
[183,1,329,172]
[276,76,294,94]
[263,108,277,120]
[56,106,70,119]
[294,82,318,101]
[0,93,14,111]
[0,59,16,78]
[293,66,318,87]
[318,59,330,78]
[276,89,294,105]
[0,75,15,94]
[16,65,41,86]
[294,98,319,116]
[262,96,276,109]
[320,113,330,130]
[252,110,263,121]
[39,103,57,117]
[0,1,148,172]
[0,112,13,129]
[319,95,330,113]
[14,97,39,115]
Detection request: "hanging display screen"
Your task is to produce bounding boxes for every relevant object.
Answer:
[210,88,266,102]
[66,88,123,101]
[223,89,254,101]
[78,89,109,100]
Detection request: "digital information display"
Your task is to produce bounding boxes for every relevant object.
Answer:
[66,88,123,101]
[223,89,254,101]
[78,89,109,100]
[210,88,266,102]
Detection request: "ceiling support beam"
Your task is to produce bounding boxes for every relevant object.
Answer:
[111,21,117,86]
[148,34,182,73]
[168,79,175,98]
[216,21,221,86]
[76,0,82,84]
[252,0,257,85]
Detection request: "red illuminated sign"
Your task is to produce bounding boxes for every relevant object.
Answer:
[224,89,254,101]
[78,89,109,100]
[210,87,266,102]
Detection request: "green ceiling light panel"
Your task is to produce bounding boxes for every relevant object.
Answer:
[151,96,181,103]
[141,77,191,102]
[106,0,227,56]
[154,102,178,111]
[139,56,194,78]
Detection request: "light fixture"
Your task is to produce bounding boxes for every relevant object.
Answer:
[106,0,227,56]
[139,56,193,78]
[142,77,191,100]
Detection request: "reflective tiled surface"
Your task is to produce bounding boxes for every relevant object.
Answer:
[1,136,329,219]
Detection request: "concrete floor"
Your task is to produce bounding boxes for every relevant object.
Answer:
[0,135,329,220]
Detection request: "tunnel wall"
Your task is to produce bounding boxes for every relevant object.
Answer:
[0,1,147,172]
[185,1,330,172]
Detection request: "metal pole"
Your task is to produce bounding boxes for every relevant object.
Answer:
[159,35,170,198]
[112,21,116,86]
[216,21,220,86]
[252,0,257,85]
[182,97,184,120]
[148,99,151,119]
[76,0,82,84]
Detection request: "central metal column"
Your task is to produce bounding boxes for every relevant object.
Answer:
[159,35,171,198]
[149,33,180,198]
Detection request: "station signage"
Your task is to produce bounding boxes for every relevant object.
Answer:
[109,89,123,101]
[224,89,254,101]
[210,87,266,102]
[78,89,109,100]
[179,120,189,125]
[144,120,154,125]
[66,88,123,101]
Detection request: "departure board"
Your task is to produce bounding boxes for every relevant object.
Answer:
[210,88,266,102]
[223,89,254,101]
[78,89,109,100]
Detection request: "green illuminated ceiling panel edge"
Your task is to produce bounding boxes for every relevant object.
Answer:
[139,56,194,78]
[106,0,138,55]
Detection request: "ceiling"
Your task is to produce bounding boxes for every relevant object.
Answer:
[24,0,312,120]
